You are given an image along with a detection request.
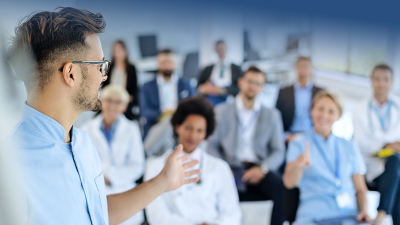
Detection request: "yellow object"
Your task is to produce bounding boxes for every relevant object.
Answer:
[374,148,395,158]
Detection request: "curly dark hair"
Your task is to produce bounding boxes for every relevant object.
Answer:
[8,7,106,91]
[170,96,216,139]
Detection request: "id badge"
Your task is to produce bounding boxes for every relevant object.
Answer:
[336,192,353,208]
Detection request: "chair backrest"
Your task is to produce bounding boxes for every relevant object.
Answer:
[138,35,158,58]
[182,52,199,79]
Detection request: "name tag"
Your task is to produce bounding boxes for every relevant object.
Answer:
[336,192,353,208]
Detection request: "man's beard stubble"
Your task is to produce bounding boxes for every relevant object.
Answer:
[72,65,102,112]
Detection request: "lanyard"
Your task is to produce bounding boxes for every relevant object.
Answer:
[237,110,259,133]
[310,133,342,189]
[369,100,393,132]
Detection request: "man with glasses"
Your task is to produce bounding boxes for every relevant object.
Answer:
[207,66,286,225]
[7,7,199,225]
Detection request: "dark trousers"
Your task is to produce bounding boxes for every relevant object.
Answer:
[374,154,400,225]
[240,171,285,225]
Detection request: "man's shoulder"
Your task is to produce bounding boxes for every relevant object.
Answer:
[279,84,294,92]
[215,101,234,113]
[142,78,157,88]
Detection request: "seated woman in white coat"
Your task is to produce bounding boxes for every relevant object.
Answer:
[283,91,371,225]
[81,85,145,225]
[144,96,242,225]
[353,64,400,225]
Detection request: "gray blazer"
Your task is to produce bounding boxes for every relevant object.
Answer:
[207,102,285,172]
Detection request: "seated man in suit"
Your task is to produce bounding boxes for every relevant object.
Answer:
[276,56,323,143]
[197,40,242,106]
[140,49,196,138]
[208,66,286,225]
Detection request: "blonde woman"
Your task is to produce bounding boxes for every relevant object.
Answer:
[283,91,371,225]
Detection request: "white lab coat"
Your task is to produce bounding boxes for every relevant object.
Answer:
[352,95,400,182]
[81,114,145,225]
[144,149,242,225]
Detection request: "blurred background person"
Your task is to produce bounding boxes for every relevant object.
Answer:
[81,85,145,225]
[283,91,370,225]
[102,40,139,120]
[145,97,241,225]
[276,56,324,143]
[353,64,400,225]
[197,40,242,106]
[140,49,196,139]
[208,66,285,225]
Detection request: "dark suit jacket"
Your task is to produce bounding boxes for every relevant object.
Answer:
[275,84,323,132]
[102,63,138,120]
[140,77,197,138]
[197,63,242,96]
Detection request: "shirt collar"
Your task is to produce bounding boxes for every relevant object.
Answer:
[156,73,178,86]
[294,82,313,91]
[235,94,261,112]
[21,103,68,143]
[310,129,335,143]
[100,116,120,134]
[179,146,202,163]
[371,96,392,109]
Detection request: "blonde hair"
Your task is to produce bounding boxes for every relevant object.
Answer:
[101,84,129,104]
[311,90,344,116]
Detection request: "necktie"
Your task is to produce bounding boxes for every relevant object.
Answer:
[219,65,225,79]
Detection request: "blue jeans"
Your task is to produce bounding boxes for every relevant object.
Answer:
[374,154,400,225]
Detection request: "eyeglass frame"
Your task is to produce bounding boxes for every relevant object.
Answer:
[58,60,111,79]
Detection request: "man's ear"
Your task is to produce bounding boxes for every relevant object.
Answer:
[61,62,76,87]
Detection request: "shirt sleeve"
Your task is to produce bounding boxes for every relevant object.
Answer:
[350,141,367,175]
[286,140,304,163]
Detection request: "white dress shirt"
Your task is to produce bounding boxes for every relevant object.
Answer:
[352,95,400,181]
[210,60,232,87]
[144,148,242,225]
[236,94,261,163]
[157,73,178,112]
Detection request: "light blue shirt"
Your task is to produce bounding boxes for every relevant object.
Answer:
[289,82,314,133]
[286,130,366,225]
[8,104,108,225]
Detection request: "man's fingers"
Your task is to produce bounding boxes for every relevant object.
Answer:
[242,172,251,182]
[305,141,310,155]
[184,169,201,178]
[184,177,200,184]
[182,160,199,170]
[177,154,190,164]
[171,144,183,158]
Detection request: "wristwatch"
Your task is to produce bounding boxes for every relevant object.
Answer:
[260,164,269,175]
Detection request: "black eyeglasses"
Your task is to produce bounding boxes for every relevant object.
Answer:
[58,60,111,79]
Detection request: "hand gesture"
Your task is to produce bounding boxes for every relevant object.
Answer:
[296,141,311,168]
[242,166,266,184]
[357,211,371,223]
[159,144,201,192]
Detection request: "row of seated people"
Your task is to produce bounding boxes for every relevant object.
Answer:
[82,61,400,225]
[102,40,242,138]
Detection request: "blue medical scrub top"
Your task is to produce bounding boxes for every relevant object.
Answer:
[8,104,108,225]
[286,130,366,225]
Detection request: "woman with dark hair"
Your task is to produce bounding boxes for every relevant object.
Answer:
[103,40,139,120]
[144,96,241,225]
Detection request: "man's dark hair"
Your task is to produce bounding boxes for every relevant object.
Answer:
[372,64,393,77]
[171,96,216,139]
[8,7,106,91]
[158,48,173,55]
[215,40,225,46]
[242,65,266,80]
